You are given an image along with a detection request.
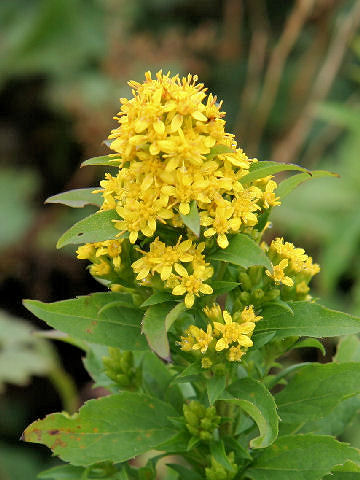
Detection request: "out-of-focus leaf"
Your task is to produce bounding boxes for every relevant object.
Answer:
[81,155,120,167]
[0,310,54,392]
[45,188,103,208]
[334,335,360,363]
[276,170,338,200]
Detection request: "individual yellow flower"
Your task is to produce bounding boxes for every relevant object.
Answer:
[179,324,213,353]
[90,260,111,277]
[213,311,255,351]
[172,267,213,308]
[266,259,294,287]
[240,305,263,324]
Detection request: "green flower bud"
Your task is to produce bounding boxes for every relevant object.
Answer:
[238,272,252,290]
[240,291,251,303]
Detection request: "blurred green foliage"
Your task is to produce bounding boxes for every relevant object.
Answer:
[0,0,360,478]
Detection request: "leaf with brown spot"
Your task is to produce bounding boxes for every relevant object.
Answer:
[23,392,178,466]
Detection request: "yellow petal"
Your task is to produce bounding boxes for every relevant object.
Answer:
[192,111,207,122]
[174,264,188,277]
[160,265,173,280]
[215,338,227,352]
[129,231,138,243]
[172,285,186,296]
[200,284,213,295]
[185,293,195,308]
[217,233,229,249]
[223,311,232,324]
[153,119,165,135]
[179,203,190,215]
[170,114,183,132]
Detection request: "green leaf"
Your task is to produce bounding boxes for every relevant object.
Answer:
[293,338,326,356]
[180,201,200,236]
[207,375,226,405]
[209,234,272,269]
[220,377,278,448]
[141,292,175,307]
[142,302,180,360]
[23,292,147,350]
[0,310,55,392]
[239,161,309,184]
[246,435,360,480]
[23,392,177,466]
[335,335,360,363]
[38,464,85,479]
[207,144,234,160]
[171,362,202,384]
[45,188,103,208]
[81,155,120,167]
[258,301,360,339]
[209,281,240,294]
[57,210,120,248]
[276,363,360,431]
[167,464,203,480]
[210,440,236,472]
[276,170,338,200]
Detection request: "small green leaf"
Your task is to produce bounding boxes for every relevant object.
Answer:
[23,292,147,350]
[57,210,120,248]
[240,161,309,184]
[246,435,360,480]
[334,335,360,363]
[172,363,202,384]
[45,188,103,208]
[220,377,278,448]
[210,440,236,471]
[276,363,360,431]
[23,392,177,466]
[81,155,120,167]
[276,170,338,200]
[38,464,85,479]
[210,281,240,294]
[180,201,200,236]
[209,234,272,269]
[207,375,226,405]
[258,301,360,339]
[207,144,234,160]
[142,303,177,360]
[293,338,326,356]
[141,292,175,308]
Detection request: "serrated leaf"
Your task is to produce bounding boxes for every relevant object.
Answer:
[207,375,226,405]
[209,234,272,269]
[57,210,120,248]
[23,392,177,466]
[141,292,175,308]
[335,335,360,363]
[207,144,234,160]
[240,161,309,184]
[276,363,360,431]
[258,301,360,339]
[45,188,103,208]
[23,292,147,350]
[180,201,200,236]
[220,377,278,448]
[245,435,360,480]
[276,170,338,200]
[81,155,120,167]
[142,303,177,360]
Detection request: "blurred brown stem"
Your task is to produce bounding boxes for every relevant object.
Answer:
[273,0,360,164]
[247,0,314,155]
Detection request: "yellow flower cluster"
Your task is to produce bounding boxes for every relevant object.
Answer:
[132,237,213,308]
[98,71,280,249]
[179,305,262,365]
[265,237,320,294]
[76,239,123,277]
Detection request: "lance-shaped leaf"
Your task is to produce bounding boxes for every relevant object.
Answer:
[276,362,360,431]
[239,161,309,184]
[180,201,200,236]
[220,377,278,448]
[246,435,360,480]
[142,302,185,360]
[276,170,338,200]
[57,210,120,248]
[209,234,272,270]
[81,155,120,167]
[258,301,360,339]
[45,188,103,208]
[23,392,178,466]
[23,292,147,350]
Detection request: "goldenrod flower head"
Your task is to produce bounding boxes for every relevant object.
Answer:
[266,259,294,287]
[179,305,259,365]
[90,259,111,277]
[94,70,279,247]
[77,239,123,274]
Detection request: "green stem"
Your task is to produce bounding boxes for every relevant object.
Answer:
[49,367,78,414]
